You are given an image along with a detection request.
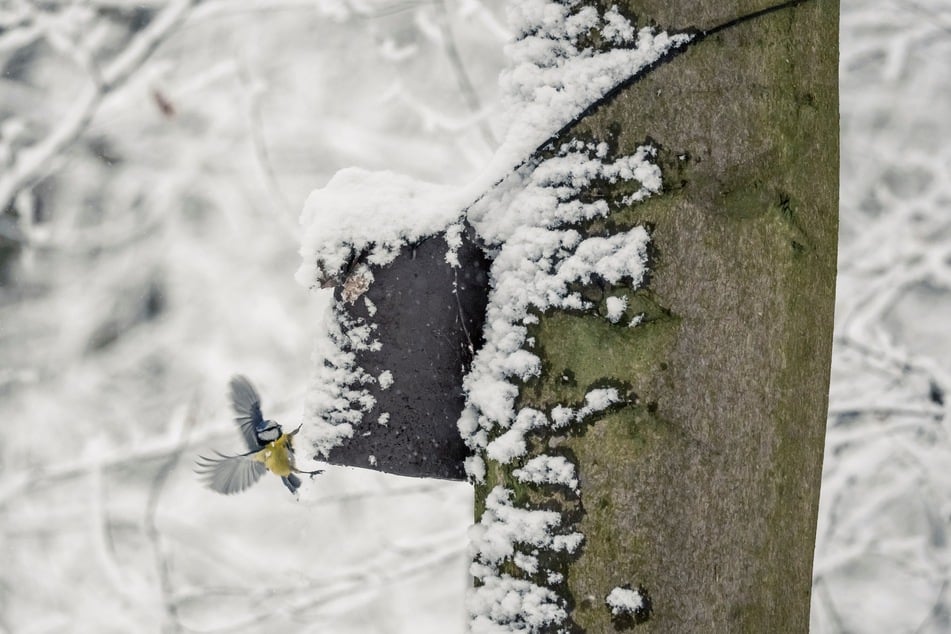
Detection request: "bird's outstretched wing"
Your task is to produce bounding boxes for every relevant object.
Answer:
[195,451,267,495]
[229,375,264,451]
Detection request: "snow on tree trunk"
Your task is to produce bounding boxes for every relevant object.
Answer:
[297,0,836,630]
[463,0,838,631]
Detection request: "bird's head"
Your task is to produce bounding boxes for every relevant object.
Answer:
[257,420,282,443]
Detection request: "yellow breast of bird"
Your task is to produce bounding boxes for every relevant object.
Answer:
[253,435,294,476]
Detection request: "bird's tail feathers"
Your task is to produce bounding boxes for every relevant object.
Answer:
[282,474,302,494]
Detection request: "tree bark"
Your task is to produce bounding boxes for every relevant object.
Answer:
[474,1,838,631]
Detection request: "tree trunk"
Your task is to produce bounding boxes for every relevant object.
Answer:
[472,1,838,631]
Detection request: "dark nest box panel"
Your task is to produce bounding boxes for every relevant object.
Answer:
[325,224,489,480]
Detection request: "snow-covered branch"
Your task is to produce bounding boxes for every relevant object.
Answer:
[0,0,200,214]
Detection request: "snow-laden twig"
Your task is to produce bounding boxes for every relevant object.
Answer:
[0,0,200,213]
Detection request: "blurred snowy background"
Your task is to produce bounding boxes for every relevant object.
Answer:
[0,1,504,632]
[0,0,947,632]
[812,1,951,631]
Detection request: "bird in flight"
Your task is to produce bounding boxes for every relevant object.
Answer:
[196,376,321,494]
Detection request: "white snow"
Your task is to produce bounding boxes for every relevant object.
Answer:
[296,168,464,288]
[445,222,465,267]
[483,2,692,189]
[606,586,644,615]
[363,297,377,316]
[513,552,539,574]
[469,486,582,565]
[483,390,620,468]
[298,300,391,457]
[459,4,682,629]
[460,221,647,460]
[295,10,686,294]
[578,388,620,417]
[465,455,487,483]
[296,0,686,474]
[602,6,636,44]
[467,573,566,632]
[485,408,544,464]
[469,143,662,246]
[605,295,627,323]
[467,486,583,629]
[513,454,579,491]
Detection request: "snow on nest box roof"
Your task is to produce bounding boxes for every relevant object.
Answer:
[296,168,465,287]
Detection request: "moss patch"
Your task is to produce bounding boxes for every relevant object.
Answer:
[521,303,681,412]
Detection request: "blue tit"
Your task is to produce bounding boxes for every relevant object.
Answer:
[196,375,321,495]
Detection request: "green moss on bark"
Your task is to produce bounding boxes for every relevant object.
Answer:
[475,0,837,631]
[521,308,681,411]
